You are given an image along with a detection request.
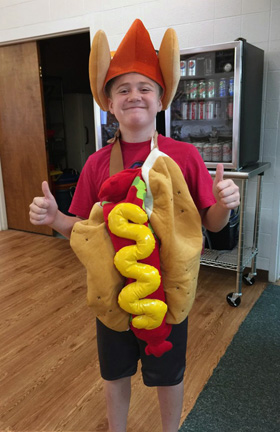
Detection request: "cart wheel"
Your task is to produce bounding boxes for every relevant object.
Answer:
[243,273,256,286]
[226,293,241,307]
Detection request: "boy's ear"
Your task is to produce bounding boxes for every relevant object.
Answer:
[158,98,163,112]
[108,98,114,115]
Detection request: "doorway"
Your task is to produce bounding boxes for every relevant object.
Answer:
[40,32,95,221]
[39,31,95,175]
[0,32,95,234]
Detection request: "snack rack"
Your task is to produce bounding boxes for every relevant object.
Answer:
[200,162,271,307]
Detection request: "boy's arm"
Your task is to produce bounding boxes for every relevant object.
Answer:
[29,181,82,239]
[200,164,240,233]
[48,211,82,239]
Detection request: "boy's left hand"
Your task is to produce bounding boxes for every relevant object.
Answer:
[213,164,240,209]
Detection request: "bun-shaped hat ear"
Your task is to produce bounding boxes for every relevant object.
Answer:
[89,30,111,112]
[159,28,180,110]
[89,19,180,112]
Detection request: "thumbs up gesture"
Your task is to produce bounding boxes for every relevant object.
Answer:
[29,181,58,226]
[213,164,240,209]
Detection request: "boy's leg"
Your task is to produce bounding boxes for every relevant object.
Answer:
[96,320,140,431]
[157,381,184,432]
[138,318,188,431]
[104,377,131,432]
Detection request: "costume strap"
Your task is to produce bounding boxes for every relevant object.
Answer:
[108,130,159,176]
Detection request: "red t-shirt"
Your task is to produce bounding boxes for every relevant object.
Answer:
[69,135,215,219]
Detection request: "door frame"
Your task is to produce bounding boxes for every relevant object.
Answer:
[0,158,8,231]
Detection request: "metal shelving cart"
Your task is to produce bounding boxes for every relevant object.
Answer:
[200,162,271,307]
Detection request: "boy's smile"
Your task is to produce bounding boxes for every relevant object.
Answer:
[108,73,163,135]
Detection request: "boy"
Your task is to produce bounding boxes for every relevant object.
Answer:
[30,20,239,432]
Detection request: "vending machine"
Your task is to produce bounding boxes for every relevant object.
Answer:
[165,38,264,170]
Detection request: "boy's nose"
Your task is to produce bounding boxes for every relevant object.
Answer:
[128,89,141,101]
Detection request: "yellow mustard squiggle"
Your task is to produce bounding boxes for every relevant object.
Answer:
[108,203,167,330]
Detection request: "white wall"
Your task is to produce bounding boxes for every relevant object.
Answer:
[0,0,279,281]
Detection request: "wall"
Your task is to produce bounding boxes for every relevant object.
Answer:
[0,0,279,281]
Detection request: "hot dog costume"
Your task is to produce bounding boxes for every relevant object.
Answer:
[70,19,203,357]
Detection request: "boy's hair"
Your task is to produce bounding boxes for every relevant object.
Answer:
[105,76,164,100]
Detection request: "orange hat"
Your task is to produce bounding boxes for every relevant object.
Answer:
[89,19,180,111]
[104,20,165,92]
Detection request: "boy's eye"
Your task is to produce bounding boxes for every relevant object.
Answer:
[118,88,128,94]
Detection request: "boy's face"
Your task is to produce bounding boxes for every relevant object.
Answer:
[108,73,163,132]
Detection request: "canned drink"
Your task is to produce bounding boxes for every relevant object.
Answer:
[188,59,196,76]
[227,101,233,119]
[198,80,206,99]
[180,60,187,76]
[189,80,198,99]
[198,101,205,120]
[195,142,203,157]
[219,77,227,97]
[228,76,234,96]
[189,101,197,120]
[186,82,190,99]
[206,101,215,120]
[207,79,216,98]
[203,143,212,162]
[181,102,188,119]
[222,141,232,162]
[212,143,223,162]
[214,101,221,119]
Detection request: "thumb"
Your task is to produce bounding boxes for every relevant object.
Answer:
[42,181,53,200]
[214,163,224,185]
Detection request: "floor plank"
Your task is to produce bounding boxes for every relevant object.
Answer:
[0,230,268,431]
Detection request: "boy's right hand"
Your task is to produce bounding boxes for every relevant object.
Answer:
[29,181,58,226]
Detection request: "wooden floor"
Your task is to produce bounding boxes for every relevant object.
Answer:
[0,230,269,432]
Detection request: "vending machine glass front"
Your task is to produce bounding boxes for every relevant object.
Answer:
[167,42,242,169]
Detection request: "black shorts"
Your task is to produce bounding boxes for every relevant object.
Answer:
[96,317,188,387]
